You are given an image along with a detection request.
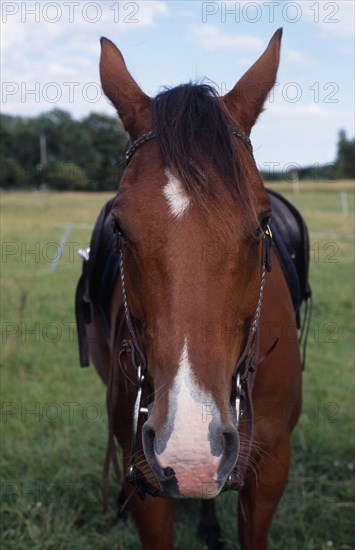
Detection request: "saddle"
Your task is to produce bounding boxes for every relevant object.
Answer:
[75,197,118,366]
[267,188,312,318]
[75,189,312,368]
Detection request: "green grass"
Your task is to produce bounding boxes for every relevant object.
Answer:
[1,184,354,549]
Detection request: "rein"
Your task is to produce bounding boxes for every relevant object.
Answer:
[108,127,276,501]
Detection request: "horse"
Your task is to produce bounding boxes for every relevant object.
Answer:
[75,29,311,549]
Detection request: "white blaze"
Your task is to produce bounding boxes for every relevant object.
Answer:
[163,169,190,218]
[156,338,221,497]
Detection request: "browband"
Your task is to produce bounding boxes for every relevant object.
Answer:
[125,128,253,165]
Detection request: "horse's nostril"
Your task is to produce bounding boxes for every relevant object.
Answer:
[142,425,180,496]
[216,426,239,481]
[142,426,156,461]
[145,427,155,443]
[162,466,175,478]
[223,428,239,456]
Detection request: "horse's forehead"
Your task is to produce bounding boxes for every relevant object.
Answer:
[118,165,242,236]
[116,170,185,234]
[116,150,270,255]
[163,169,191,219]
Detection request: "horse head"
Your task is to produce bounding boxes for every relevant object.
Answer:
[99,30,282,499]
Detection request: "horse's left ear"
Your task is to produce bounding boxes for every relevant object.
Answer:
[222,28,282,135]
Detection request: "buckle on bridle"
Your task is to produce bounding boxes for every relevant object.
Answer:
[234,372,244,425]
[127,363,147,483]
[263,224,273,272]
[265,223,272,240]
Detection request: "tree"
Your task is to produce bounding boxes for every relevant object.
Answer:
[36,110,102,183]
[335,129,355,179]
[0,156,26,188]
[0,115,15,158]
[2,112,354,188]
[6,117,41,175]
[44,161,90,190]
[82,113,128,190]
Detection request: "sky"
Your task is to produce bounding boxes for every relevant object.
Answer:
[1,0,354,169]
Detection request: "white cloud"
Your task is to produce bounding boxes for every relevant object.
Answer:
[133,1,169,25]
[211,0,354,38]
[285,49,315,66]
[276,103,326,118]
[0,1,352,167]
[1,0,169,113]
[1,1,170,71]
[302,0,355,37]
[189,24,263,52]
[251,100,353,165]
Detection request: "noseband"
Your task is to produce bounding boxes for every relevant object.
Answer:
[112,128,275,498]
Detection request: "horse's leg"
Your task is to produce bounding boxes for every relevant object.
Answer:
[86,283,174,546]
[122,479,174,550]
[236,256,302,549]
[198,500,223,550]
[86,305,110,384]
[237,435,291,550]
[116,436,174,550]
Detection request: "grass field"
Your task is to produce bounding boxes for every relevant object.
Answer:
[1,183,354,549]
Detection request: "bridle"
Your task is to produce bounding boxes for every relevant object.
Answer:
[125,129,253,165]
[111,128,276,499]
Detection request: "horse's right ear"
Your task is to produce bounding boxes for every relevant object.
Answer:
[100,37,151,139]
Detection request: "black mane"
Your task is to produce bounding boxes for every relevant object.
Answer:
[152,83,249,208]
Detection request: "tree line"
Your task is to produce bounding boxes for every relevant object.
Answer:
[0,110,127,191]
[261,128,354,183]
[0,109,354,190]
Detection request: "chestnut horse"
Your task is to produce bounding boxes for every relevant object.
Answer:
[81,29,303,549]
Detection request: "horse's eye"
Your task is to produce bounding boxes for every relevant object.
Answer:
[254,215,271,240]
[112,216,127,241]
[261,215,271,231]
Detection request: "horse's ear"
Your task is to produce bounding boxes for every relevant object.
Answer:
[100,37,151,138]
[222,28,282,135]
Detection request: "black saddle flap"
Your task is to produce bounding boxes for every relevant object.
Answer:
[267,188,311,304]
[75,197,119,365]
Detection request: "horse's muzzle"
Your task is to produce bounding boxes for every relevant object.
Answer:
[142,422,239,499]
